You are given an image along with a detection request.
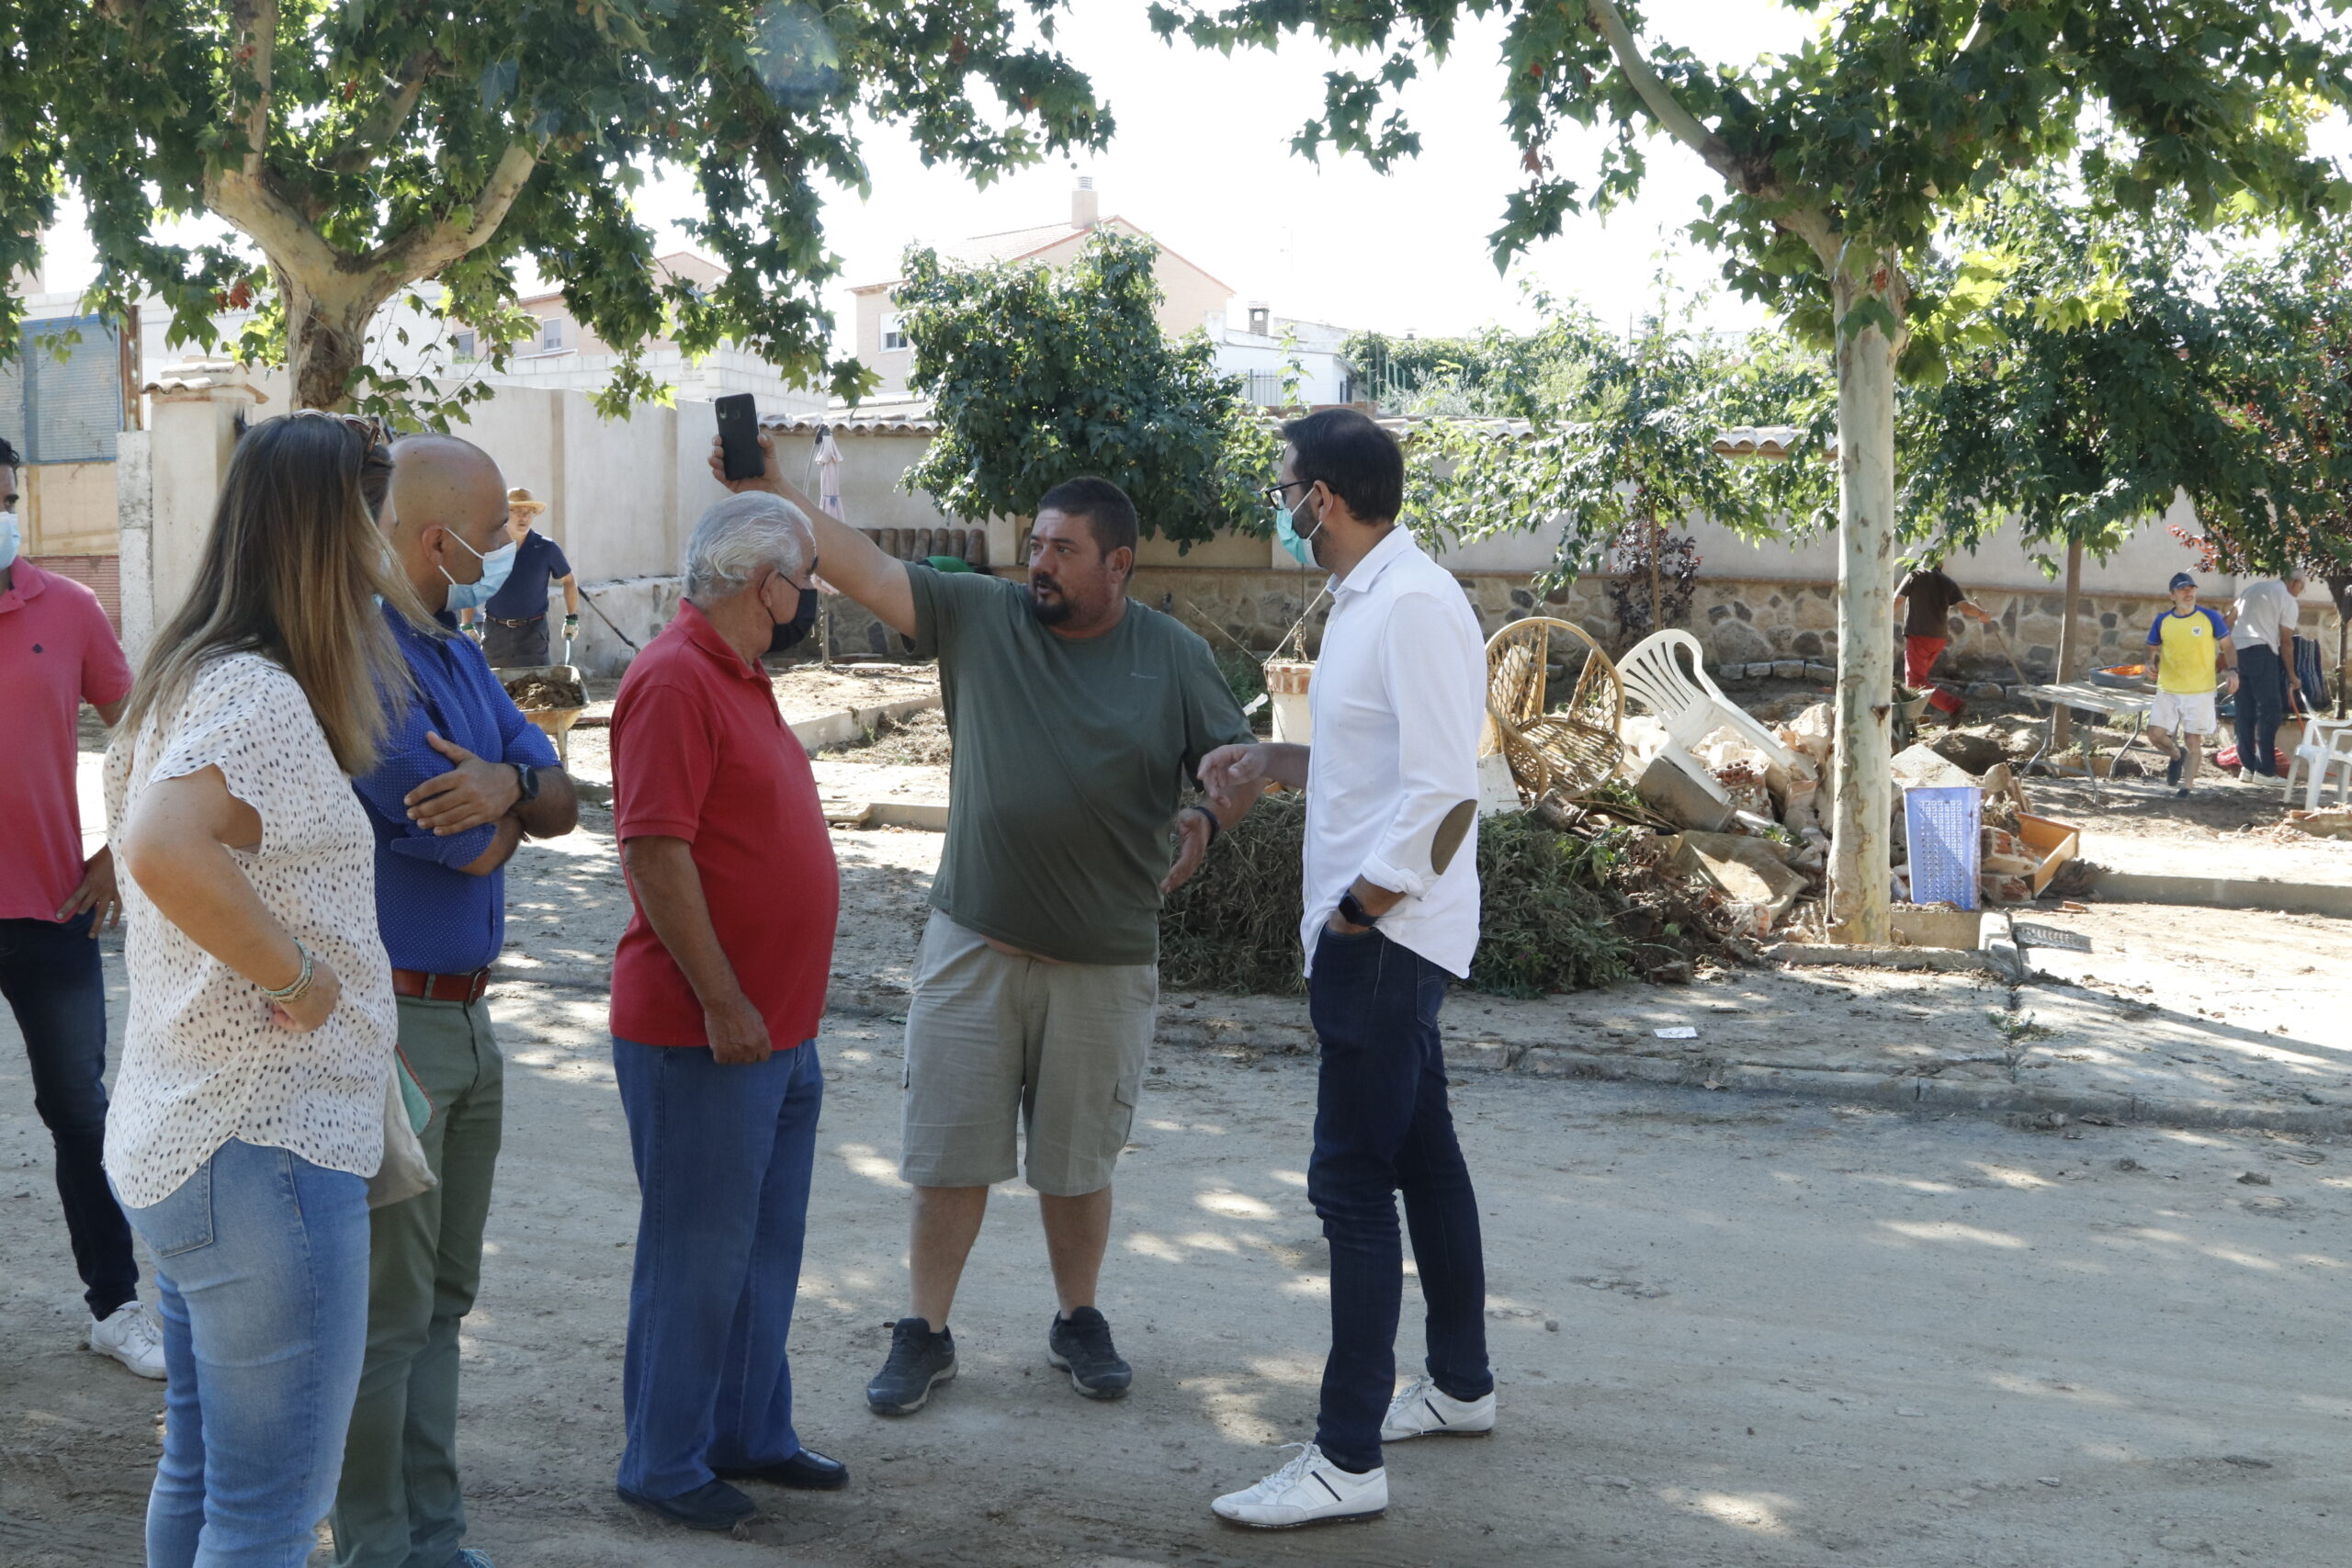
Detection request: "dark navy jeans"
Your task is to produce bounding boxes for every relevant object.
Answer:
[1306,925,1492,1473]
[612,1035,822,1500]
[1,910,139,1318]
[2233,642,2289,776]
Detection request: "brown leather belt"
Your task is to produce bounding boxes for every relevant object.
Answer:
[391,967,492,1003]
[483,614,545,627]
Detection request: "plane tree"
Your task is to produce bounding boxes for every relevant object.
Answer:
[1151,0,2352,940]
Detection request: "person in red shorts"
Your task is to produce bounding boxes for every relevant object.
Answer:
[605,490,847,1532]
[1894,558,1994,719]
[0,437,163,1380]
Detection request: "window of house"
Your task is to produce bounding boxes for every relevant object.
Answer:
[452,330,476,361]
[539,316,566,353]
[880,313,909,353]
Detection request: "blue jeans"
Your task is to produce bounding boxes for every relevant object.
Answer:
[2233,642,2289,776]
[0,910,140,1319]
[119,1137,372,1568]
[612,1036,822,1499]
[1306,927,1492,1473]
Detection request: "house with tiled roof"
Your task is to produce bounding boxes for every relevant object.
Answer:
[848,179,1237,398]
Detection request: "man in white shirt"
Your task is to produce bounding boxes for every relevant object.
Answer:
[2230,570,2307,780]
[1196,408,1492,1529]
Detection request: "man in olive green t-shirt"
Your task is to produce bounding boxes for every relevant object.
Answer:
[712,439,1256,1418]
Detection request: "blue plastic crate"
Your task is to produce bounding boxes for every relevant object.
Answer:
[1904,785,1982,909]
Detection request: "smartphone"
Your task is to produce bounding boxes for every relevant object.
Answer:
[717,393,766,481]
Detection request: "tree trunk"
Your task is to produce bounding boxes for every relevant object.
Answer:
[278,263,387,411]
[2330,575,2352,719]
[2052,538,2085,749]
[1647,517,1663,634]
[1827,263,1903,946]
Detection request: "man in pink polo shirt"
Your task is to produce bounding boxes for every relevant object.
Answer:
[0,436,162,1379]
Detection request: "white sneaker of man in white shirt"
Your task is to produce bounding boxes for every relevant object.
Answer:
[89,1298,167,1379]
[1204,409,1496,1530]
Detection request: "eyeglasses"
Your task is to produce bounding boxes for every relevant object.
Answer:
[1262,479,1310,505]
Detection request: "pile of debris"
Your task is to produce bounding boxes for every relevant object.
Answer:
[1544,693,2077,952]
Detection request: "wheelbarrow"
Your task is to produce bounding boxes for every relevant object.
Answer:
[492,663,590,767]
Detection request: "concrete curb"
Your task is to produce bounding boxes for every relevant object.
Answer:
[793,693,941,752]
[570,694,943,812]
[2087,869,2352,919]
[1154,1015,2349,1136]
[1436,1037,2352,1135]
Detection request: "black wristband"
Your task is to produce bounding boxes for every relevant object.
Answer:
[1188,805,1221,844]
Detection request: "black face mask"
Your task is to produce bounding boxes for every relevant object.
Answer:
[767,581,818,654]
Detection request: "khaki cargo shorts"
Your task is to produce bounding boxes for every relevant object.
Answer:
[899,911,1155,1196]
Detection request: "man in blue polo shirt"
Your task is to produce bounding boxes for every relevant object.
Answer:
[333,434,579,1568]
[468,486,578,668]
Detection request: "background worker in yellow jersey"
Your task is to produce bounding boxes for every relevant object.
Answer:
[2144,571,2238,800]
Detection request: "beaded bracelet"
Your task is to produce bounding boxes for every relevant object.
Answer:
[263,942,314,1003]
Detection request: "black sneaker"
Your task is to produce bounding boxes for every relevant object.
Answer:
[1046,1306,1133,1401]
[866,1317,956,1416]
[2165,754,2183,785]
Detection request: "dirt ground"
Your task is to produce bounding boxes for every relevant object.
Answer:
[6,783,2350,1567]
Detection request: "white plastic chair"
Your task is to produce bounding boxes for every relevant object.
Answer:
[1619,632,1800,804]
[2283,716,2352,811]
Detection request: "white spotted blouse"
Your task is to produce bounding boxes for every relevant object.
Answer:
[102,652,399,1209]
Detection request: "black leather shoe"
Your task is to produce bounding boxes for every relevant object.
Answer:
[616,1479,755,1530]
[716,1449,851,1491]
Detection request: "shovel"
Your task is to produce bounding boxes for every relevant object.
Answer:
[1986,622,2042,710]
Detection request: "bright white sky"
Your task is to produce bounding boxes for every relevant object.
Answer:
[37,1,2351,359]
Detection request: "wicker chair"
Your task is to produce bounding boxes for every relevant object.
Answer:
[1485,616,1625,804]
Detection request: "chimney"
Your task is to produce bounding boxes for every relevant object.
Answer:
[1247,302,1271,336]
[1072,176,1100,230]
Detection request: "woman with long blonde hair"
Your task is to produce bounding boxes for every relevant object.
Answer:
[105,412,416,1568]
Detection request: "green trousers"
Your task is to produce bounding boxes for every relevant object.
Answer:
[331,997,504,1568]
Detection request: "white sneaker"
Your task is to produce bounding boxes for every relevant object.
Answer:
[1211,1442,1387,1529]
[1380,1374,1497,1440]
[2240,767,2257,783]
[89,1301,167,1380]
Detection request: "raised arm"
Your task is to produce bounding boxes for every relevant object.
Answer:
[708,430,916,639]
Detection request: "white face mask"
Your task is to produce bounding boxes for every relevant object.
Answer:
[0,510,18,571]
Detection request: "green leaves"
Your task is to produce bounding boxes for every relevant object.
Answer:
[10,2,1114,412]
[896,230,1274,546]
[1396,293,1804,587]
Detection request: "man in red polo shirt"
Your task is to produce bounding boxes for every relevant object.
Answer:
[605,491,844,1533]
[0,437,163,1379]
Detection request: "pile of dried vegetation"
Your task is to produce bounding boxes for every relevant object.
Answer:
[1159,794,1739,998]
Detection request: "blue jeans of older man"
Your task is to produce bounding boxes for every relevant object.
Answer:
[612,1035,822,1500]
[1306,925,1493,1474]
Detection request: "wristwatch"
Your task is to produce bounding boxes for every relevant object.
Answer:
[1338,890,1381,929]
[511,761,541,805]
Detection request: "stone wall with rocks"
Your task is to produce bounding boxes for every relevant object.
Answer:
[788,565,2346,698]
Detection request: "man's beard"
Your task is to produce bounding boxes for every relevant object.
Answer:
[1029,573,1074,626]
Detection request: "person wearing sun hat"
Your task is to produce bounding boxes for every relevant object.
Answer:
[465,485,579,667]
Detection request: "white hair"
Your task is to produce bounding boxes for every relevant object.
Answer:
[684,491,815,604]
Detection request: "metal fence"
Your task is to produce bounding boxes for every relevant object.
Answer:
[0,316,125,463]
